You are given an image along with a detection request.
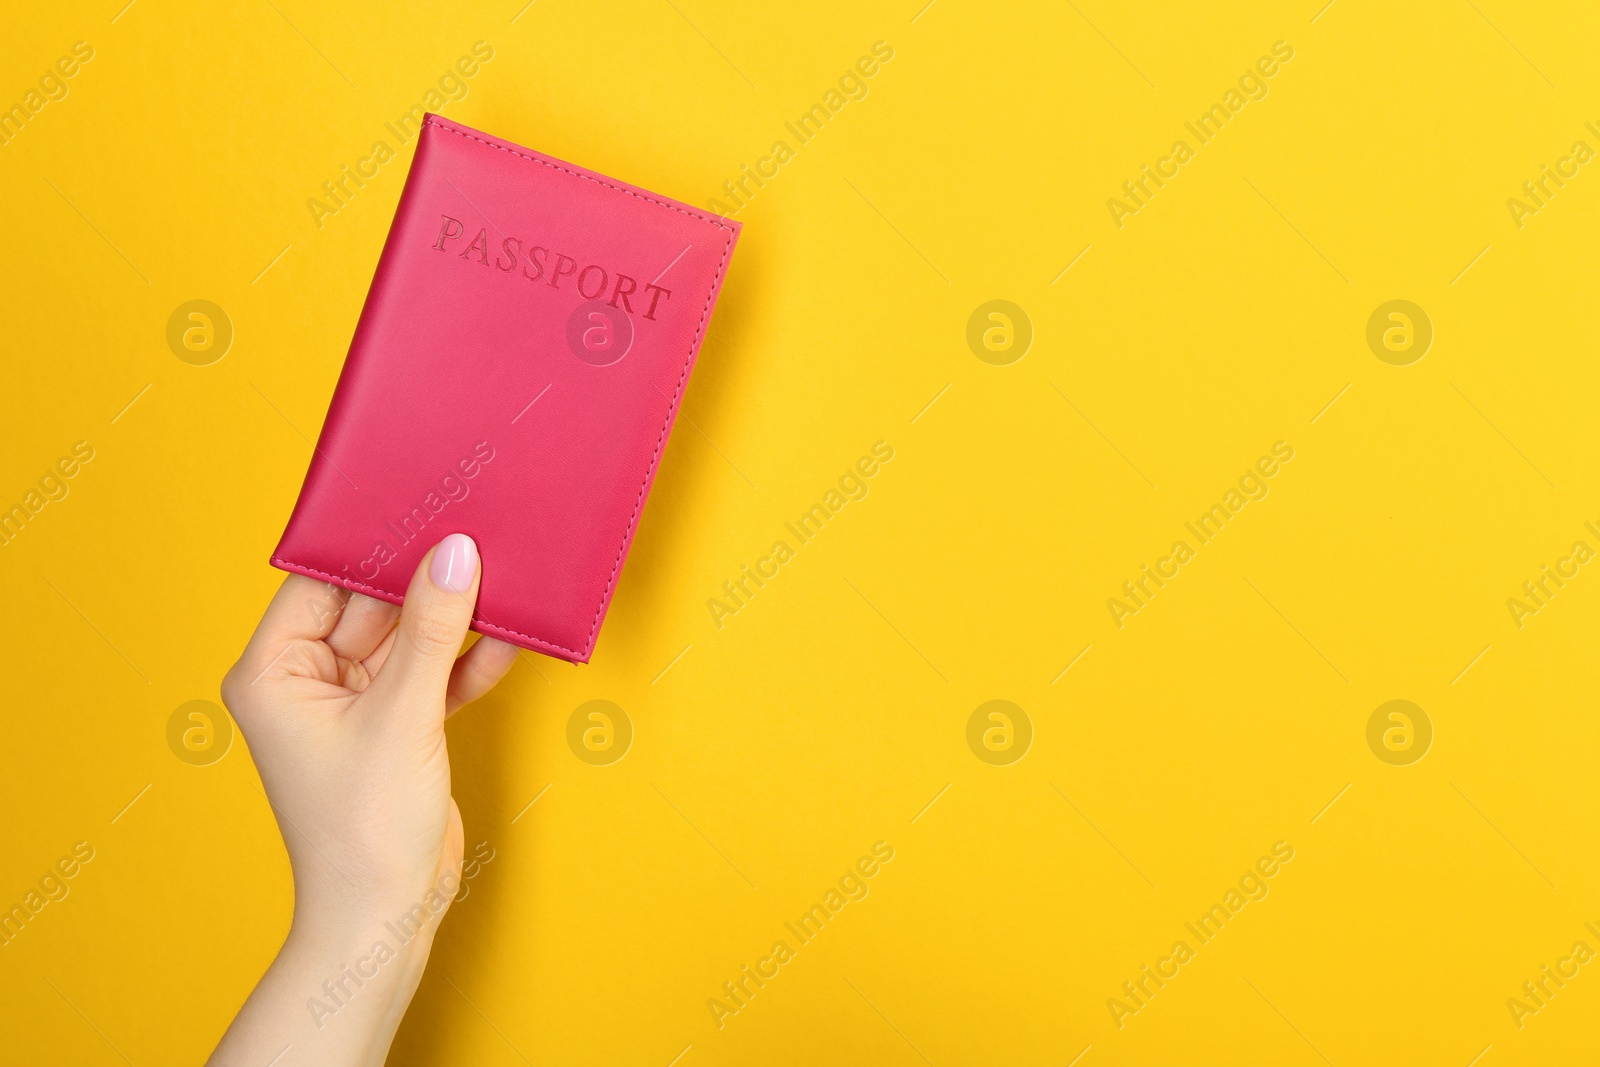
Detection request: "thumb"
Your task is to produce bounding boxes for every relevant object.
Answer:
[374,532,481,704]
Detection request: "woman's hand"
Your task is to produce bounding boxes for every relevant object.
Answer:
[208,534,518,1066]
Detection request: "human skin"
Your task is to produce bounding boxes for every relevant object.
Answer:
[208,533,518,1066]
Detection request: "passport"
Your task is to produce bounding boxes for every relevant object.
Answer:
[271,114,742,663]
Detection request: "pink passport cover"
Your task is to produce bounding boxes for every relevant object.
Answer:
[270,115,741,663]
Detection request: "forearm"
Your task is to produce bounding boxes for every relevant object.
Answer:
[208,907,439,1067]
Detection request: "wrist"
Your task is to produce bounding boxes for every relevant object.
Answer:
[259,912,437,1063]
[264,875,457,1058]
[284,883,457,1005]
[289,862,462,946]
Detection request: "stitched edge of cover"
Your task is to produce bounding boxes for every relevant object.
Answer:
[271,555,590,661]
[424,115,738,233]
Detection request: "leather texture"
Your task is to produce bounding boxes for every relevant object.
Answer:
[270,114,741,663]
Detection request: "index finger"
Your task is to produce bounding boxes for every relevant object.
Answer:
[234,573,351,676]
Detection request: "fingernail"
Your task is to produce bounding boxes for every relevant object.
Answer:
[430,533,479,593]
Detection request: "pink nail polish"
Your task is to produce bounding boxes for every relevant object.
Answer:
[431,533,479,592]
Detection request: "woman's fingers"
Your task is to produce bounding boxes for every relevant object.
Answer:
[252,574,348,644]
[368,534,482,719]
[226,574,350,692]
[362,625,401,679]
[233,540,518,714]
[445,636,519,718]
[326,592,402,666]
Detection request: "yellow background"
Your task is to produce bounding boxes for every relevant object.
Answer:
[3,0,1599,1063]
